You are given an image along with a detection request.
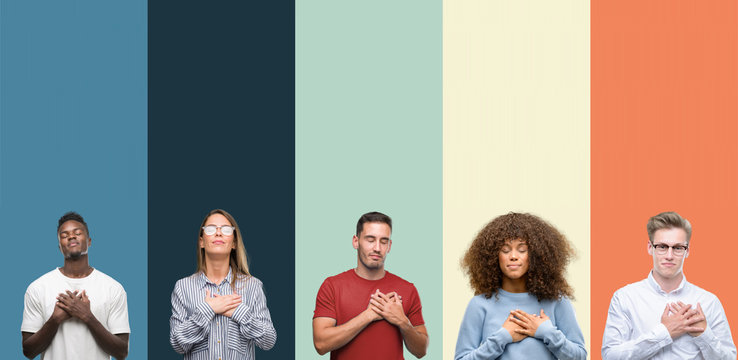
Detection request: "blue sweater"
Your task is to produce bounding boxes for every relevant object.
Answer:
[455,290,587,360]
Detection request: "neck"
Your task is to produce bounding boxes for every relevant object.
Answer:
[652,270,683,293]
[501,276,527,293]
[355,264,385,281]
[204,254,231,284]
[61,256,92,278]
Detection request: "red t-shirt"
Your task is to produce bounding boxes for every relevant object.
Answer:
[313,269,425,360]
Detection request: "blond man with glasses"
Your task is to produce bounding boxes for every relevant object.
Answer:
[602,211,736,359]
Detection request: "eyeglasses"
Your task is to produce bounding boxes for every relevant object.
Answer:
[651,242,688,256]
[202,225,235,236]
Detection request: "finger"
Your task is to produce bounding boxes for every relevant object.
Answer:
[370,304,382,314]
[66,290,76,297]
[685,326,705,333]
[514,328,532,336]
[56,302,70,311]
[686,314,705,325]
[696,302,704,315]
[510,317,528,328]
[512,309,533,320]
[79,290,87,299]
[662,304,670,317]
[678,303,692,315]
[370,298,384,310]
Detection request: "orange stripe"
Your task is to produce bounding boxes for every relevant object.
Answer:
[592,1,738,357]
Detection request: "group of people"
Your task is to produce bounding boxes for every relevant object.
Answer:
[20,209,736,359]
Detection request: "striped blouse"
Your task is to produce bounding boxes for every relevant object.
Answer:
[170,269,277,360]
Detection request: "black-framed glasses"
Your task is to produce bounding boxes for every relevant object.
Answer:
[202,225,235,236]
[650,242,688,256]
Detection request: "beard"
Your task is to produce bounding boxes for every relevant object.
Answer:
[359,252,384,270]
[65,248,88,260]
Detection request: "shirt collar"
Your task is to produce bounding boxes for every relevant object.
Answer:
[197,267,233,288]
[647,270,687,294]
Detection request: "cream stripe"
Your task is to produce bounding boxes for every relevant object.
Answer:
[443,1,590,358]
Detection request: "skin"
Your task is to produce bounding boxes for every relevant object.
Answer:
[21,220,129,360]
[648,227,689,293]
[498,239,548,341]
[199,213,242,317]
[313,222,429,358]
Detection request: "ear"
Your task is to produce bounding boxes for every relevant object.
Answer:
[352,235,359,250]
[387,239,392,254]
[647,241,653,255]
[87,237,92,246]
[199,236,204,249]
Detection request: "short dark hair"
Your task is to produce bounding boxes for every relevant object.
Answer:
[647,211,692,243]
[356,211,392,236]
[57,211,89,234]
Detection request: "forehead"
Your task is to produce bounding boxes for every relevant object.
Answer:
[59,220,85,233]
[361,222,391,237]
[502,238,527,246]
[205,213,232,226]
[653,227,688,244]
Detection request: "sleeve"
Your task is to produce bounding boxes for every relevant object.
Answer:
[21,284,45,333]
[601,291,672,360]
[169,280,215,354]
[692,297,737,360]
[454,296,511,360]
[405,285,424,327]
[313,278,336,320]
[231,278,277,351]
[106,285,130,334]
[533,298,587,360]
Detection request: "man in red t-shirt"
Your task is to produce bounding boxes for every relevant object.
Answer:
[312,211,429,359]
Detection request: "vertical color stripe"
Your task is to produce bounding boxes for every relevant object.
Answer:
[591,1,738,357]
[295,1,442,358]
[148,2,295,359]
[0,0,147,357]
[444,1,591,358]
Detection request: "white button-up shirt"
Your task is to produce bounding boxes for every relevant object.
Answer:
[602,272,736,360]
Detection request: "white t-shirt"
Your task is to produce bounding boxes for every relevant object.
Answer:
[21,268,130,360]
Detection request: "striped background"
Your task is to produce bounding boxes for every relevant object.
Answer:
[2,1,736,359]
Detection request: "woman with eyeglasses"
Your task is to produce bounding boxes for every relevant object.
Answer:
[170,209,276,359]
[454,212,586,360]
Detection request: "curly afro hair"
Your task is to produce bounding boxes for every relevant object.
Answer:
[461,212,575,301]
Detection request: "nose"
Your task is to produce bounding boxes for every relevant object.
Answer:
[372,241,381,252]
[509,249,519,260]
[215,227,223,236]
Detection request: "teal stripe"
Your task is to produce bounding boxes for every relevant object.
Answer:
[0,0,147,357]
[296,1,442,358]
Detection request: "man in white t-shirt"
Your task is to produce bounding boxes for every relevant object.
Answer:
[602,211,736,360]
[21,212,130,359]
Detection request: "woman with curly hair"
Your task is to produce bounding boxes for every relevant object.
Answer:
[454,212,586,360]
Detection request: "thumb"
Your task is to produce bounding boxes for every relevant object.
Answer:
[205,290,211,298]
[540,309,546,317]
